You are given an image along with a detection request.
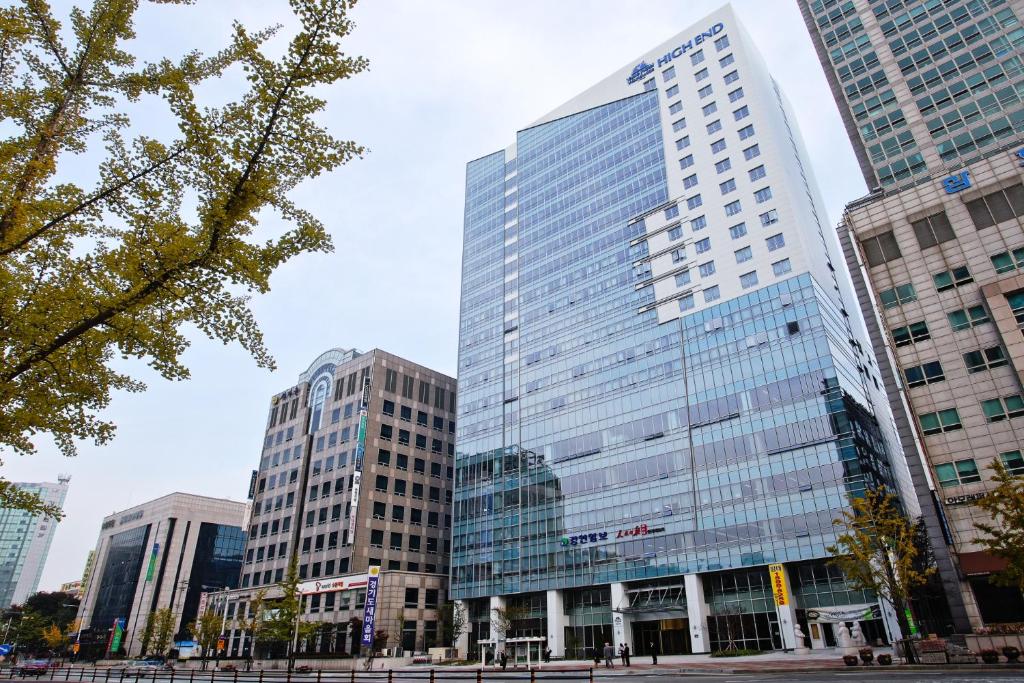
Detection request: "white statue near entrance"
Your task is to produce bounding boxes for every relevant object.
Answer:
[793,623,810,655]
[850,621,864,646]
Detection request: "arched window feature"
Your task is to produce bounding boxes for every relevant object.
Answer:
[309,376,330,434]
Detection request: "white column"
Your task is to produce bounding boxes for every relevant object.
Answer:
[772,565,798,651]
[684,573,711,654]
[878,596,904,643]
[545,589,567,658]
[610,582,633,651]
[489,594,507,656]
[454,600,470,659]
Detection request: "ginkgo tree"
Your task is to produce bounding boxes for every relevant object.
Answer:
[0,0,368,514]
[828,487,932,663]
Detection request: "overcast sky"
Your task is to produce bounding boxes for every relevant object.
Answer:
[5,0,867,593]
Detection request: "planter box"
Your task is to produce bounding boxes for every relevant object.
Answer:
[919,652,948,664]
[948,653,978,664]
[964,634,1024,654]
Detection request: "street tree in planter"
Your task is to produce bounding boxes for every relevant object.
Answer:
[262,560,318,669]
[828,487,932,664]
[188,611,222,670]
[151,608,176,659]
[438,601,468,650]
[974,461,1024,593]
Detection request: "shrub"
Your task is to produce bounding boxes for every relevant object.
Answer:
[877,654,892,665]
[980,649,1000,664]
[709,649,764,658]
[843,654,859,666]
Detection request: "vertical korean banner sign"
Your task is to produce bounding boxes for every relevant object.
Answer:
[360,566,381,648]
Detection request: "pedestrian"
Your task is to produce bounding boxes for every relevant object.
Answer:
[603,642,614,668]
[543,648,551,663]
[618,643,625,666]
[649,640,658,665]
[500,650,507,671]
[624,643,631,667]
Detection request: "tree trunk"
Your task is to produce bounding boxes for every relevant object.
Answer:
[891,597,917,664]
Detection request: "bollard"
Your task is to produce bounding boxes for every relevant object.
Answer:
[588,667,593,683]
[475,670,481,683]
[169,669,174,683]
[258,670,263,683]
[233,672,238,683]
[349,669,354,683]
[316,671,321,683]
[119,669,124,683]
[189,670,195,683]
[428,670,434,683]
[530,670,535,683]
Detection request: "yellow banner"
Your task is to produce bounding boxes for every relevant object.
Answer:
[769,563,788,607]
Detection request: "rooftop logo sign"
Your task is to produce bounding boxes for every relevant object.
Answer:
[627,61,654,84]
[628,22,726,84]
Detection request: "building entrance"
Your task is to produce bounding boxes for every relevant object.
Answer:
[632,618,691,656]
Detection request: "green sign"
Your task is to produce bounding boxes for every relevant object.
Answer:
[904,608,919,635]
[145,543,159,581]
[110,618,125,653]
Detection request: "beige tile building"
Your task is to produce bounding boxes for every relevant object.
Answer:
[207,348,456,658]
[799,0,1024,629]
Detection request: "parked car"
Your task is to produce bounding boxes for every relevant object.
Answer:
[120,660,174,678]
[12,660,52,678]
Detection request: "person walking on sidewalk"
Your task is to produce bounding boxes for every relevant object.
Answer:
[649,640,658,665]
[618,643,625,666]
[603,642,614,668]
[623,643,631,667]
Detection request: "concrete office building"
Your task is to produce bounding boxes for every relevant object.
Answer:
[0,477,69,606]
[799,0,1024,628]
[207,349,456,658]
[453,4,919,662]
[75,494,245,658]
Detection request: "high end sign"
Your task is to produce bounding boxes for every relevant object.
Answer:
[628,22,726,84]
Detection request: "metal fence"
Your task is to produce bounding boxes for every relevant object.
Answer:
[9,668,595,683]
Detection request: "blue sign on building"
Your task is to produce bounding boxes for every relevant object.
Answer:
[360,566,381,647]
[626,61,654,85]
[942,170,970,193]
[1016,147,1024,166]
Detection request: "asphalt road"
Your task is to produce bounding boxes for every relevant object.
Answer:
[592,672,1024,682]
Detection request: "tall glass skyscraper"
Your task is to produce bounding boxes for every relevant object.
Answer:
[0,476,69,607]
[453,5,919,660]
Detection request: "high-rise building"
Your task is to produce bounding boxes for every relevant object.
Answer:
[0,476,69,607]
[799,0,1024,628]
[453,4,919,662]
[75,493,245,658]
[207,348,456,659]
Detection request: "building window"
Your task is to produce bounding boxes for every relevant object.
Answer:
[671,248,686,263]
[735,246,752,263]
[679,154,695,169]
[740,271,758,289]
[766,233,785,251]
[982,395,1024,422]
[675,270,691,286]
[707,119,723,135]
[695,237,711,253]
[729,87,745,102]
[698,84,714,99]
[666,84,680,98]
[947,305,989,330]
[662,65,676,81]
[743,144,760,160]
[1000,450,1024,475]
[668,225,683,240]
[683,173,699,189]
[919,408,962,435]
[724,69,739,84]
[691,215,707,231]
[912,211,956,249]
[669,101,683,115]
[964,345,1008,374]
[891,320,930,346]
[695,67,709,82]
[861,230,902,266]
[370,530,384,548]
[729,222,747,239]
[903,361,944,387]
[699,261,716,277]
[711,138,727,154]
[1009,291,1024,329]
[753,186,772,203]
[672,118,687,133]
[678,294,695,311]
[687,194,703,209]
[734,105,750,121]
[738,124,755,140]
[702,101,717,116]
[748,164,765,181]
[375,475,388,492]
[715,35,730,51]
[720,178,736,194]
[715,158,732,174]
[990,247,1024,274]
[772,258,792,276]
[879,283,917,308]
[966,183,1024,229]
[759,209,778,226]
[373,502,385,520]
[725,200,742,216]
[933,266,970,292]
[691,49,705,65]
[719,53,734,67]
[934,459,981,487]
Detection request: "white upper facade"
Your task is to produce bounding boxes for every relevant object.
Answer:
[533,4,850,324]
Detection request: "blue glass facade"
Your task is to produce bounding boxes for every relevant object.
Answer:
[454,42,899,657]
